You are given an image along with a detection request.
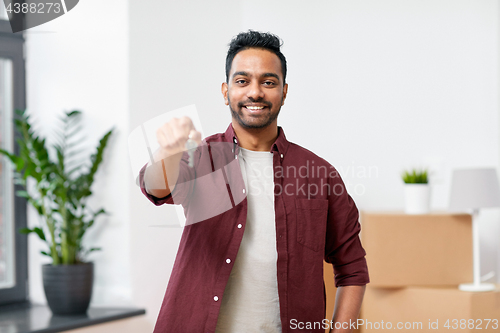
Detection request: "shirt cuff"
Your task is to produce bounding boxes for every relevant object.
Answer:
[333,257,370,287]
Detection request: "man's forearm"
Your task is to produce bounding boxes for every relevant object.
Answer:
[330,285,366,333]
[144,148,182,198]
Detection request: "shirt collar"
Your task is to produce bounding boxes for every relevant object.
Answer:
[223,123,289,157]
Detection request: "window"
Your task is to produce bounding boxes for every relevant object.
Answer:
[0,10,27,305]
[0,3,6,21]
[0,59,14,290]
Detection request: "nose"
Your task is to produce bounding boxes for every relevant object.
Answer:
[246,81,264,101]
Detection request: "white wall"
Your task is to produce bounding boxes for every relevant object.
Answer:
[25,0,499,329]
[25,0,132,307]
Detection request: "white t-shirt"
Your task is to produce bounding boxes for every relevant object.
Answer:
[215,147,282,333]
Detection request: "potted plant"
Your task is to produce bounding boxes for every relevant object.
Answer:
[402,168,430,214]
[0,109,113,315]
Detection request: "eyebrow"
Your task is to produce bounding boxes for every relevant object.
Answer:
[232,71,281,81]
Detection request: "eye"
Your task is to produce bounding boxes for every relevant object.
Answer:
[263,81,277,87]
[235,79,247,85]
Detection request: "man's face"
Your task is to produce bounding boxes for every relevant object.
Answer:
[222,48,288,130]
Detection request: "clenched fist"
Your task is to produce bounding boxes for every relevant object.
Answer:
[156,116,202,158]
[145,117,202,197]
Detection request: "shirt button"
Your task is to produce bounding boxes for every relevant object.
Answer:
[233,138,237,143]
[214,296,219,301]
[226,258,231,264]
[237,224,242,229]
[280,154,284,158]
[235,155,238,160]
[242,189,246,194]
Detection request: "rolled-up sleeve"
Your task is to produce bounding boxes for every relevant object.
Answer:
[324,171,369,287]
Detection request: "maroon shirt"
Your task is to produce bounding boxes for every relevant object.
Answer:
[140,124,369,333]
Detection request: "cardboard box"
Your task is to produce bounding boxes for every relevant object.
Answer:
[324,261,336,324]
[361,212,473,287]
[360,285,500,332]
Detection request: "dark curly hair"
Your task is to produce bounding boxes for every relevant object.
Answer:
[225,30,287,84]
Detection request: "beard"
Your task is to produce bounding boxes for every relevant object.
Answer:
[228,96,282,129]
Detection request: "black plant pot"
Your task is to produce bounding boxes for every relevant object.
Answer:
[42,262,94,315]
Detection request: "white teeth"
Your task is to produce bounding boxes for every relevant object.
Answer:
[246,106,264,110]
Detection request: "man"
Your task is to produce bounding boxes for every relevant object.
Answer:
[140,30,369,333]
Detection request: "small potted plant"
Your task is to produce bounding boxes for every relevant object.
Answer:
[0,109,113,315]
[401,168,430,214]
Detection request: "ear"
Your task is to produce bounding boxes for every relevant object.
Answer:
[221,82,229,105]
[281,83,288,106]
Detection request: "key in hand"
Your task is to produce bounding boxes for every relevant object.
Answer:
[185,136,197,168]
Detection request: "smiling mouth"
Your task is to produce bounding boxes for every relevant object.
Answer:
[243,105,266,111]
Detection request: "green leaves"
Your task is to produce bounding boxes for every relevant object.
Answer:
[402,169,428,184]
[0,109,114,265]
[71,128,114,203]
[19,227,46,241]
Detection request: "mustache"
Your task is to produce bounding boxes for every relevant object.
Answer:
[237,99,272,108]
